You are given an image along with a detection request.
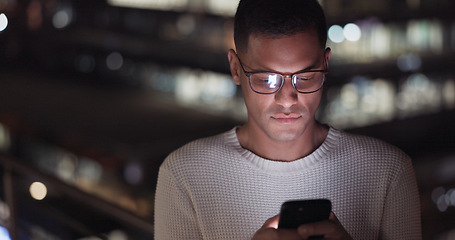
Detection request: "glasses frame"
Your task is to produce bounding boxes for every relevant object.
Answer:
[236,54,329,95]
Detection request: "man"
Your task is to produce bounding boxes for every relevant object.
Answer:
[154,0,422,239]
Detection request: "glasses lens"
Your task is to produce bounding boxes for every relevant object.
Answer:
[250,73,282,94]
[292,72,325,93]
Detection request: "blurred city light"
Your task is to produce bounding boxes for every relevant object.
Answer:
[174,69,237,110]
[206,0,237,16]
[77,157,103,187]
[124,161,144,185]
[0,227,11,240]
[30,182,48,200]
[407,19,443,53]
[443,79,455,109]
[0,123,10,151]
[343,23,361,42]
[328,23,361,43]
[432,186,446,203]
[397,73,440,117]
[397,53,422,72]
[328,25,344,43]
[323,77,396,128]
[328,19,446,63]
[56,152,77,182]
[0,200,10,223]
[176,14,196,36]
[107,0,237,16]
[0,13,7,32]
[107,0,188,12]
[74,54,96,73]
[107,229,128,240]
[432,186,455,212]
[106,52,124,71]
[369,22,390,59]
[52,9,71,29]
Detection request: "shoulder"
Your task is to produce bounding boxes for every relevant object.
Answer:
[338,129,408,157]
[160,128,236,171]
[331,128,411,169]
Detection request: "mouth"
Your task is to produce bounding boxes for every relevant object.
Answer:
[271,113,302,124]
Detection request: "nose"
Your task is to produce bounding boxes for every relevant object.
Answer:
[274,76,298,108]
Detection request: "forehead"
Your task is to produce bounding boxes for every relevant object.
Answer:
[242,30,324,72]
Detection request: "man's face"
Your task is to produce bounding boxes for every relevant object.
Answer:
[232,30,330,143]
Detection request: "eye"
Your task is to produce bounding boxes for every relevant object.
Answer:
[253,73,280,88]
[295,73,314,81]
[254,76,271,84]
[266,74,280,88]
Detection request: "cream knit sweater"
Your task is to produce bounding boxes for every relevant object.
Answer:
[154,127,421,239]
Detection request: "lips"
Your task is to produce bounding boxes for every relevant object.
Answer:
[271,113,302,123]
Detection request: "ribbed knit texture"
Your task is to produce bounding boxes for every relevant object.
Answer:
[154,127,422,239]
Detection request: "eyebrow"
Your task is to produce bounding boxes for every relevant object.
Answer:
[239,56,324,75]
[247,63,321,75]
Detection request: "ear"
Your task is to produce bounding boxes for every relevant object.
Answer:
[324,47,331,69]
[227,49,242,86]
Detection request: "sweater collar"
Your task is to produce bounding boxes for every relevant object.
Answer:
[224,126,340,174]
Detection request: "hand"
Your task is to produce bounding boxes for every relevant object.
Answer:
[252,215,302,240]
[297,212,353,240]
[252,213,353,240]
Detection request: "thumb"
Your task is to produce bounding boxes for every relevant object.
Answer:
[262,215,280,229]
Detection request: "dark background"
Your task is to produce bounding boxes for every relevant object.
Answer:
[0,0,454,239]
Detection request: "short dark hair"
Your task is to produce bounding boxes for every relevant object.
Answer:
[234,0,328,53]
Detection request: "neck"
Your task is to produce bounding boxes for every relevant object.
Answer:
[236,121,329,162]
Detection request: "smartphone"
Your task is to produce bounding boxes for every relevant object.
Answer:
[278,199,332,229]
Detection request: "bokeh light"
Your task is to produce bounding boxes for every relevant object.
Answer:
[106,52,124,71]
[0,123,10,151]
[0,226,11,240]
[30,182,48,200]
[343,23,361,42]
[176,14,196,36]
[108,229,128,240]
[124,161,144,185]
[443,79,455,109]
[0,13,8,31]
[328,25,344,43]
[397,53,422,72]
[432,186,455,212]
[52,10,71,29]
[0,200,10,222]
[107,0,188,11]
[74,54,96,73]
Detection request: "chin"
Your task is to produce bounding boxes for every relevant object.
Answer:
[267,120,313,142]
[268,128,304,142]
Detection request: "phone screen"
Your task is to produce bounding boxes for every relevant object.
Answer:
[278,199,331,229]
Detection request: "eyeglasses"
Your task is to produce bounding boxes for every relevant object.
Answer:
[236,54,328,94]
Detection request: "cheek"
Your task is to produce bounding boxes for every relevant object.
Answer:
[242,87,271,115]
[301,92,323,113]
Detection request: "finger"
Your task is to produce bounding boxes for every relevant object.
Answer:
[252,228,279,240]
[262,215,280,229]
[253,227,302,240]
[297,220,338,239]
[329,211,340,223]
[298,213,353,240]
